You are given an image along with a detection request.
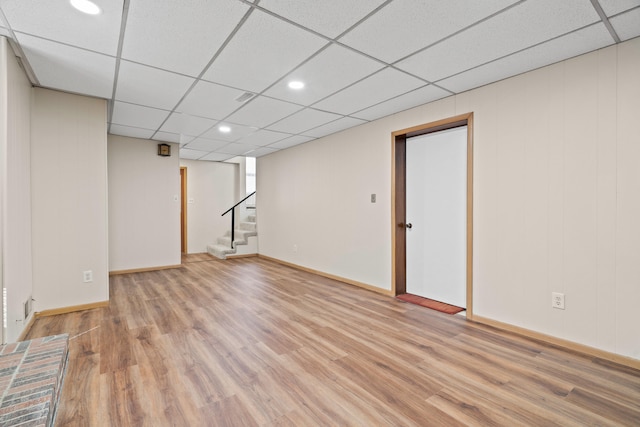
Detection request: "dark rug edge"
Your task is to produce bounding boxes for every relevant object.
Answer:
[396,293,465,315]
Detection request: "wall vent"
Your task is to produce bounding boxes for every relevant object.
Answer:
[23,297,32,320]
[235,92,255,103]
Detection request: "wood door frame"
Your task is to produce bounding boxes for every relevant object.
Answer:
[180,167,188,254]
[391,112,474,319]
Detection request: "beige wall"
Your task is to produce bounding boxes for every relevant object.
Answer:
[258,37,640,360]
[0,37,34,342]
[179,159,237,254]
[108,135,180,271]
[31,88,109,312]
[258,122,391,289]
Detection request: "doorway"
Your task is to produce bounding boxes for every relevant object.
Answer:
[392,113,474,317]
[180,167,187,254]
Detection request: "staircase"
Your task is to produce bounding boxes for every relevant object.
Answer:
[207,211,257,259]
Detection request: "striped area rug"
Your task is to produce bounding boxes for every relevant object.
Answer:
[396,293,464,315]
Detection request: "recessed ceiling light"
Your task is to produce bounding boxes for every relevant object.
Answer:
[70,0,101,15]
[288,81,305,90]
[219,125,231,133]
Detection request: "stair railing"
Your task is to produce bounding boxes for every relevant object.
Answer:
[221,191,256,248]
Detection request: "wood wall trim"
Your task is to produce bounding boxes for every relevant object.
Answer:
[258,255,394,296]
[465,113,474,319]
[35,301,109,318]
[392,113,472,138]
[109,264,183,276]
[392,134,406,295]
[226,253,259,260]
[472,315,640,370]
[180,167,188,254]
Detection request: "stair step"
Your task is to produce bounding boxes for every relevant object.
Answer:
[207,244,236,260]
[237,229,257,239]
[217,236,245,246]
[223,229,257,241]
[239,221,256,231]
[212,215,257,260]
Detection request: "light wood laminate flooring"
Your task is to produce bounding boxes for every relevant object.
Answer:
[27,255,640,426]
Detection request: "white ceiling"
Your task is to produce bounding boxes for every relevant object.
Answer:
[0,0,638,162]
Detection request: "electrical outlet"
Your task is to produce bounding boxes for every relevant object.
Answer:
[83,270,93,283]
[552,292,565,310]
[371,193,376,203]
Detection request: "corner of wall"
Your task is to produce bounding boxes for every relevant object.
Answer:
[31,89,109,313]
[108,134,181,270]
[0,36,35,343]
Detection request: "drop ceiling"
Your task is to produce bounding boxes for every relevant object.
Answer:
[0,0,638,161]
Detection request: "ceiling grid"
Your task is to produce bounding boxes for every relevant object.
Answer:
[0,0,637,161]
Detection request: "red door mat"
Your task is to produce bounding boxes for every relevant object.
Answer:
[397,293,464,315]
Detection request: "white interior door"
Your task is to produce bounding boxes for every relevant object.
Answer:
[406,126,467,308]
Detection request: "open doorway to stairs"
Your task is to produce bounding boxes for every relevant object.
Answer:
[392,113,474,319]
[245,157,256,212]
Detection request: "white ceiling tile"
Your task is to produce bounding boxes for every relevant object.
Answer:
[4,0,631,165]
[264,44,384,105]
[153,131,181,144]
[313,67,424,115]
[352,85,451,121]
[179,135,195,146]
[0,0,123,55]
[396,0,601,82]
[267,135,315,149]
[598,0,640,16]
[15,33,115,98]
[235,129,291,146]
[303,117,367,138]
[610,8,640,41]
[159,113,217,137]
[199,152,236,162]
[201,123,258,141]
[109,124,154,139]
[437,24,614,93]
[201,10,327,92]
[180,148,208,160]
[183,137,228,152]
[267,108,342,134]
[339,0,519,63]
[245,146,279,157]
[218,143,259,156]
[176,80,245,120]
[259,0,386,38]
[115,61,194,110]
[121,0,248,76]
[226,96,303,128]
[111,101,170,129]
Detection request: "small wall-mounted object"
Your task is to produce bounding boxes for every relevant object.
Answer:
[157,143,171,157]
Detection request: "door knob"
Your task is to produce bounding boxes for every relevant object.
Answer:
[406,223,412,229]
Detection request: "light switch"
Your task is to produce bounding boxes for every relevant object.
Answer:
[371,194,376,203]
[173,195,179,202]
